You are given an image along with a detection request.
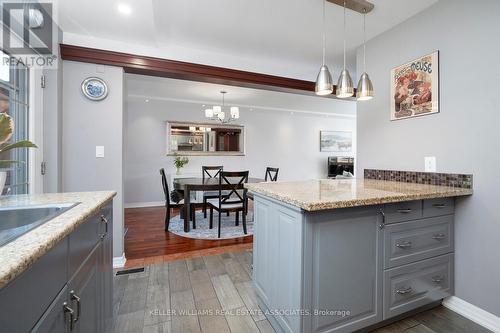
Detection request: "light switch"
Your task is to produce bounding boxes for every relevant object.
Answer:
[424,156,436,172]
[96,146,105,158]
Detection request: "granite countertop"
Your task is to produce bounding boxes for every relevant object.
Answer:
[245,179,472,211]
[0,191,116,289]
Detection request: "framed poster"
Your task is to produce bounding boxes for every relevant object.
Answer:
[320,131,352,152]
[390,51,439,120]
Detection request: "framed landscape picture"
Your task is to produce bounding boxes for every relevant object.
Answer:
[320,131,352,152]
[390,51,439,120]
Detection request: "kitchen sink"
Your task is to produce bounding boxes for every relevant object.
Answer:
[0,202,79,247]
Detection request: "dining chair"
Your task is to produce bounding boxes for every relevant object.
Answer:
[247,167,279,212]
[207,171,249,238]
[160,168,196,231]
[202,166,224,218]
[265,167,279,181]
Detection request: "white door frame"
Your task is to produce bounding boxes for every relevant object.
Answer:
[28,68,44,194]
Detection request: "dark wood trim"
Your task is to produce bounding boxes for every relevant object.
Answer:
[60,44,349,97]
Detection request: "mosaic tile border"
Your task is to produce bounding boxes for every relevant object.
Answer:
[364,169,473,189]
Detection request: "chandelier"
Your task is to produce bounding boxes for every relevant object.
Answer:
[204,91,239,123]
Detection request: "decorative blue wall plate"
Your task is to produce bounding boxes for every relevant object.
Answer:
[81,77,108,101]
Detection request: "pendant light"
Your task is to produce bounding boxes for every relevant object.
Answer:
[336,0,354,98]
[205,91,239,123]
[315,0,333,95]
[357,8,374,100]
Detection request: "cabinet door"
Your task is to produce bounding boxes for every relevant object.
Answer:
[32,286,69,333]
[253,197,303,333]
[253,197,273,305]
[99,205,114,333]
[304,206,383,333]
[69,243,101,333]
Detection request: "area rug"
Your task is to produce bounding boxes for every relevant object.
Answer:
[168,210,254,240]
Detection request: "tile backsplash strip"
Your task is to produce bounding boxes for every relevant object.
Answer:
[364,169,473,189]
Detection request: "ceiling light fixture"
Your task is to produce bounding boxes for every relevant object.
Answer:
[117,3,132,15]
[336,0,354,98]
[315,0,333,96]
[356,8,374,101]
[205,91,239,124]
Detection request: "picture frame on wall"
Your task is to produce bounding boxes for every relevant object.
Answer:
[320,131,352,152]
[390,51,439,120]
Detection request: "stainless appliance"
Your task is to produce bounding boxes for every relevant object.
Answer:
[328,157,354,178]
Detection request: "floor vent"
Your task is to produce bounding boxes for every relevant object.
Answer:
[115,267,145,276]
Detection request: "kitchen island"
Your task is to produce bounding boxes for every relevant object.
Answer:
[245,179,472,333]
[0,191,115,332]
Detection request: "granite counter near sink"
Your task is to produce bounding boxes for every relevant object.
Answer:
[0,191,116,289]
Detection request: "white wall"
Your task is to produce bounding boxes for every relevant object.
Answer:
[62,61,125,259]
[356,0,500,317]
[124,98,356,205]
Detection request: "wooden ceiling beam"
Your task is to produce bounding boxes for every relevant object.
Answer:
[60,44,358,99]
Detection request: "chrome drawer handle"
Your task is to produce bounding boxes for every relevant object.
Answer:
[378,208,386,229]
[395,241,412,249]
[432,275,444,283]
[100,215,108,238]
[70,290,81,322]
[397,208,413,213]
[396,286,413,295]
[63,302,75,332]
[432,203,446,208]
[432,233,446,240]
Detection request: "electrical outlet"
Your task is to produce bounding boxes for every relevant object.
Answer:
[96,146,105,158]
[424,156,436,172]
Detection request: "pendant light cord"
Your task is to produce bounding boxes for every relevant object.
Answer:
[343,0,346,70]
[363,8,366,72]
[322,0,326,66]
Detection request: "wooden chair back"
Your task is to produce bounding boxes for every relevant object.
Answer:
[218,171,249,205]
[159,168,171,207]
[202,165,223,180]
[265,167,279,182]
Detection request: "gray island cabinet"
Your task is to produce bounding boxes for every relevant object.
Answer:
[248,179,470,333]
[0,200,114,333]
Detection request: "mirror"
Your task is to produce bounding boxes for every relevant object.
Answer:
[166,121,245,156]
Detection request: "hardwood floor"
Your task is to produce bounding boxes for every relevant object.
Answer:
[124,206,253,261]
[113,250,492,333]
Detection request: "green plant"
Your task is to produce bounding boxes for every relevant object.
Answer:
[173,156,189,169]
[0,113,37,168]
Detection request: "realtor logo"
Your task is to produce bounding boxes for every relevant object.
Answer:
[1,1,57,68]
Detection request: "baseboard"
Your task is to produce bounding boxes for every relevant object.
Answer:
[124,201,163,208]
[443,296,500,333]
[113,253,127,268]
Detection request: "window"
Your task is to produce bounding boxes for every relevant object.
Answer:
[0,50,29,195]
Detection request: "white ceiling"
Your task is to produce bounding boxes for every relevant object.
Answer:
[126,74,356,117]
[58,0,438,76]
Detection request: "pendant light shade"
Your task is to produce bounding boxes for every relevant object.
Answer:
[357,8,374,101]
[357,72,373,100]
[315,65,334,95]
[337,69,354,98]
[315,0,333,96]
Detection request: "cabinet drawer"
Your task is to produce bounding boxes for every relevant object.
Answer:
[423,198,454,218]
[384,201,422,224]
[69,210,102,279]
[384,215,453,268]
[384,253,454,319]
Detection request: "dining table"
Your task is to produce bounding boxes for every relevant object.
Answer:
[173,177,264,232]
